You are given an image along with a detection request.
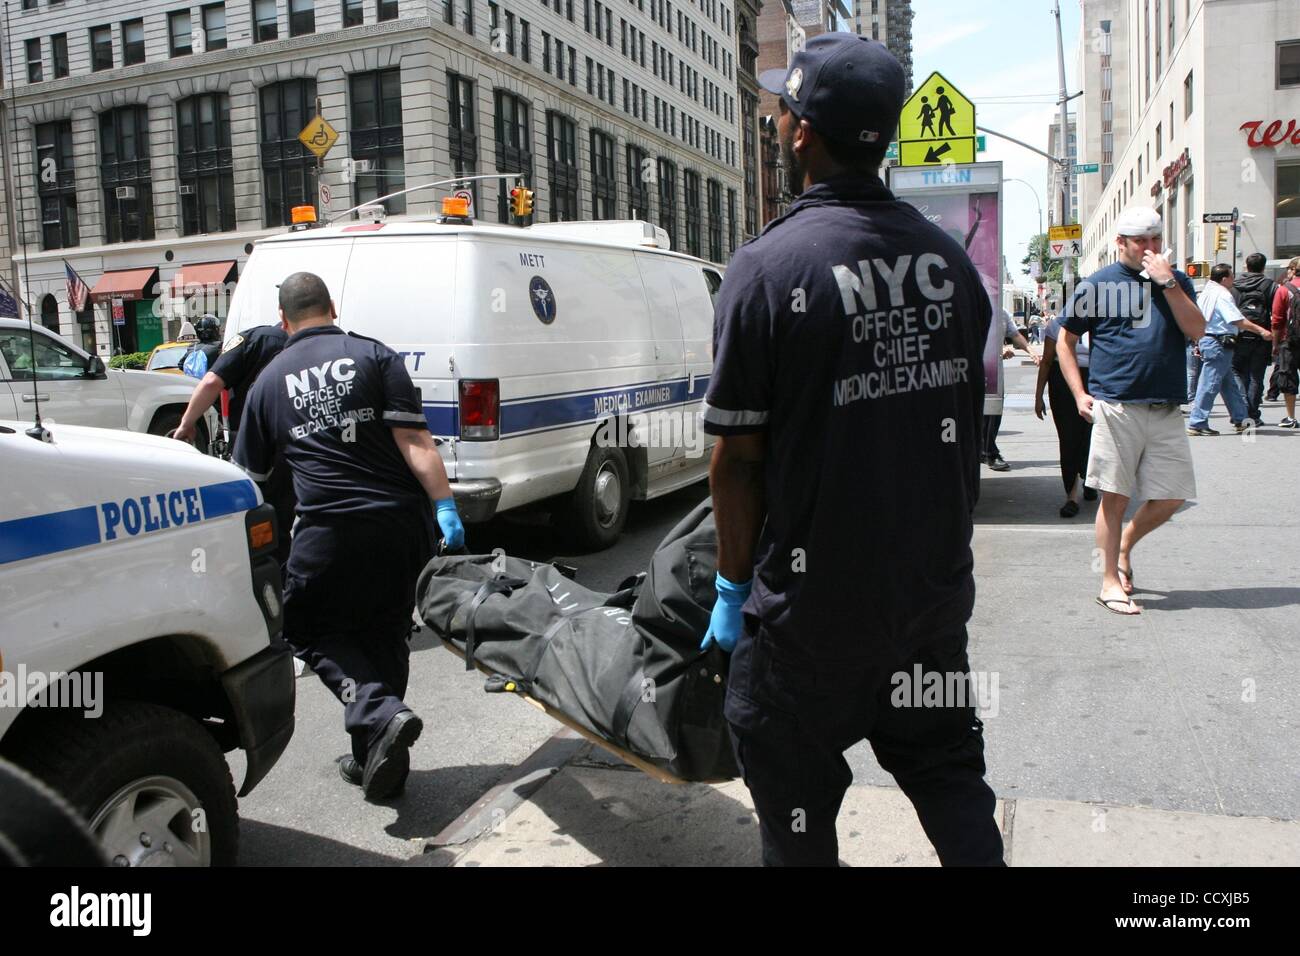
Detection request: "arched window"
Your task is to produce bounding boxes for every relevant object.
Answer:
[40,294,59,332]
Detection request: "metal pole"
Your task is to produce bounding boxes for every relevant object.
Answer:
[1053,0,1073,289]
[315,96,323,219]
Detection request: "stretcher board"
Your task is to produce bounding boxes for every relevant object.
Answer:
[438,637,689,786]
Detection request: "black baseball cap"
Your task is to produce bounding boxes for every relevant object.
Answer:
[759,33,906,154]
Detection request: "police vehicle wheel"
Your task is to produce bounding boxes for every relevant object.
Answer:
[566,445,630,550]
[5,701,238,867]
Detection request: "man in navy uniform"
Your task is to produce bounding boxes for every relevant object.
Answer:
[701,34,1003,866]
[234,272,465,800]
[176,318,293,564]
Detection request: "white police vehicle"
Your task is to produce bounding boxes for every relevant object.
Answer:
[225,206,720,549]
[0,317,220,451]
[0,418,294,866]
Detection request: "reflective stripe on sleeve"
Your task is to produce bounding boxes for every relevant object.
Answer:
[383,410,427,424]
[700,400,769,427]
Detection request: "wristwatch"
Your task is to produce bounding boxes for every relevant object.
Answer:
[1160,277,1178,289]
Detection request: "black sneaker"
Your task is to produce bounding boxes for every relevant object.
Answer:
[363,710,423,800]
[1186,426,1219,436]
[1280,417,1299,429]
[338,755,363,787]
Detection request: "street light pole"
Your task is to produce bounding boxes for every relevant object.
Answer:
[1006,177,1046,306]
[1053,0,1073,289]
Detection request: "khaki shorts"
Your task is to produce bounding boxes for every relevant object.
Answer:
[1086,400,1197,501]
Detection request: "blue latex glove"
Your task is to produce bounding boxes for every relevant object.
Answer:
[701,572,752,653]
[435,497,465,550]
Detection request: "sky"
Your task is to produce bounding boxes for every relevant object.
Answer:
[908,0,1083,292]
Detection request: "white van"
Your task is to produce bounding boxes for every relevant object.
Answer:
[225,217,720,549]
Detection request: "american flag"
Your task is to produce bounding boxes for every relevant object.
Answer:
[65,260,90,312]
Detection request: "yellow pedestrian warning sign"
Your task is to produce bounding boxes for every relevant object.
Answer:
[897,71,977,167]
[298,115,339,160]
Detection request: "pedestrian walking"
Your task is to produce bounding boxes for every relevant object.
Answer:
[1187,265,1264,436]
[1034,315,1095,517]
[1231,253,1279,425]
[983,310,1040,471]
[234,272,465,800]
[1057,207,1206,616]
[702,34,1003,867]
[1270,258,1300,428]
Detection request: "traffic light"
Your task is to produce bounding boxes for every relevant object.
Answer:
[1185,261,1212,279]
[1214,225,1228,252]
[510,186,534,218]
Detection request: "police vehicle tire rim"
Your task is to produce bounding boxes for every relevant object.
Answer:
[88,775,211,867]
[594,462,623,527]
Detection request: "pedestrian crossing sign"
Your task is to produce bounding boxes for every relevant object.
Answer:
[897,72,977,168]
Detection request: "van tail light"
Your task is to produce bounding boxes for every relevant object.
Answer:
[459,379,500,441]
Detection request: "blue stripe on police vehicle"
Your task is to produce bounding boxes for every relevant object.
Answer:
[0,479,259,565]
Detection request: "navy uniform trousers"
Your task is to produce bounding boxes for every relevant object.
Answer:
[282,507,434,764]
[725,625,1005,867]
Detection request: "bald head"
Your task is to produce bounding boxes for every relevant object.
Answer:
[278,272,334,328]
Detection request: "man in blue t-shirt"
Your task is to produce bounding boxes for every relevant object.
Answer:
[1057,207,1206,616]
[701,34,1002,867]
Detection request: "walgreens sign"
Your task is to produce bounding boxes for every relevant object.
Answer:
[1240,119,1300,149]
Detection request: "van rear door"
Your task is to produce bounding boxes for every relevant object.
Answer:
[228,238,356,336]
[336,237,458,477]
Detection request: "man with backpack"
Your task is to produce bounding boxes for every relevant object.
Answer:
[1271,258,1300,429]
[181,315,223,379]
[1231,254,1277,426]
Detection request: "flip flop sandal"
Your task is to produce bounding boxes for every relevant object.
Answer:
[1118,565,1135,593]
[1060,500,1080,518]
[1096,595,1141,616]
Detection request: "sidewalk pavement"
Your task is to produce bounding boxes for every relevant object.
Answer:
[414,379,1300,867]
[417,733,1300,867]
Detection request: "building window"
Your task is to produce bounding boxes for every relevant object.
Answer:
[350,69,405,213]
[289,0,315,35]
[448,72,478,206]
[252,0,278,42]
[343,0,363,26]
[547,111,579,221]
[260,79,317,226]
[100,106,154,243]
[683,169,701,257]
[706,178,721,261]
[169,11,192,57]
[657,157,676,248]
[177,93,235,235]
[1155,122,1162,159]
[51,34,68,78]
[520,19,530,62]
[203,4,227,50]
[493,89,533,224]
[90,25,113,72]
[35,121,78,250]
[590,129,616,218]
[626,144,650,219]
[1278,164,1300,258]
[378,0,398,19]
[122,19,145,65]
[40,296,60,333]
[1183,70,1193,117]
[25,38,41,83]
[543,31,551,72]
[727,187,736,254]
[1280,41,1300,88]
[1154,0,1161,76]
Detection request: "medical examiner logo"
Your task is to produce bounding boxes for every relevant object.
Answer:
[50,887,151,936]
[0,665,103,718]
[890,666,999,718]
[529,275,556,324]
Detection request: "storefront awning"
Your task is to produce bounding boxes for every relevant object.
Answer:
[171,260,238,295]
[89,267,159,304]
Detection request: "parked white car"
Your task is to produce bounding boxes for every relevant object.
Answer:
[0,419,294,866]
[0,318,219,451]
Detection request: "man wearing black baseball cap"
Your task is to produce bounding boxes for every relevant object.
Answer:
[701,33,1003,866]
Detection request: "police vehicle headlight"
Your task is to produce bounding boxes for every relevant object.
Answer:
[261,582,281,619]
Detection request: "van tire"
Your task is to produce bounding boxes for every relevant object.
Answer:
[5,701,239,867]
[149,409,209,454]
[564,444,631,551]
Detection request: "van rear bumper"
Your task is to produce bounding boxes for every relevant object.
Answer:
[450,478,503,522]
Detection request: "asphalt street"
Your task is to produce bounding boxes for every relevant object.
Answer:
[234,360,1300,864]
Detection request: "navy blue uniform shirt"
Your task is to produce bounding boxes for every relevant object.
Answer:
[702,174,992,665]
[1062,261,1195,404]
[212,325,288,430]
[233,325,430,518]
